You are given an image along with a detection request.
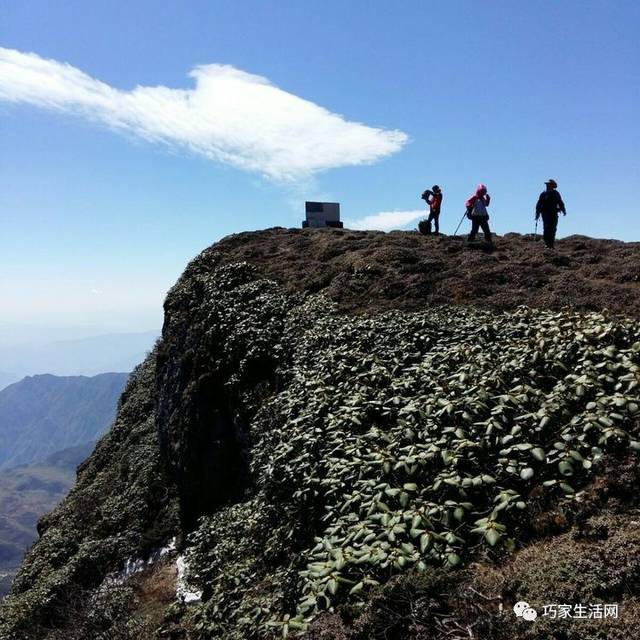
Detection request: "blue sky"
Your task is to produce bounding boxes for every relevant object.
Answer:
[1,1,639,332]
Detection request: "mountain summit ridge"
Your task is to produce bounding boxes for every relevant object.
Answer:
[207,229,640,315]
[2,229,640,640]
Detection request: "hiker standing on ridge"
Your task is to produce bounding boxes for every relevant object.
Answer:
[466,184,492,243]
[535,179,566,249]
[420,185,443,234]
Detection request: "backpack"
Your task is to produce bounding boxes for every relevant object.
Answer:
[471,198,488,217]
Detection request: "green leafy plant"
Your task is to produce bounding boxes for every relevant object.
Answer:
[182,292,640,637]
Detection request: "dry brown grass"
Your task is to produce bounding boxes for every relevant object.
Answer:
[209,229,640,316]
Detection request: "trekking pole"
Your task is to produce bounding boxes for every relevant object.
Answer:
[453,212,467,236]
[534,217,538,240]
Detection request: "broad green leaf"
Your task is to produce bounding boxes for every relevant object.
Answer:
[520,467,534,481]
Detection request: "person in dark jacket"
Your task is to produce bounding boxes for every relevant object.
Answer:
[535,179,566,249]
[419,185,443,234]
[466,184,492,243]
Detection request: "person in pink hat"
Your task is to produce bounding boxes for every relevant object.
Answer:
[465,184,492,243]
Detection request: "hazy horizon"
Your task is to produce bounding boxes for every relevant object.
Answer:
[0,328,159,390]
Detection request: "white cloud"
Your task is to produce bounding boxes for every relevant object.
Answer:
[346,209,425,231]
[0,47,408,182]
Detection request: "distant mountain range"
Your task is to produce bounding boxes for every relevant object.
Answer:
[0,374,16,394]
[0,372,130,597]
[0,373,128,469]
[0,330,157,391]
[0,442,95,598]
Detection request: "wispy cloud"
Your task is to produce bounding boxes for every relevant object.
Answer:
[346,209,425,231]
[0,47,408,182]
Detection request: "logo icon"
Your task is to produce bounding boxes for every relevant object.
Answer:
[514,601,538,621]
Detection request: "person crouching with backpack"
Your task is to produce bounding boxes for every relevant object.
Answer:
[466,184,492,243]
[420,185,443,234]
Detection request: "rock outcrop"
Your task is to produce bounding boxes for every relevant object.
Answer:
[2,229,640,640]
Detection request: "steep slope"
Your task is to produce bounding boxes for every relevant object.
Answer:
[1,229,640,640]
[0,373,128,469]
[0,356,178,638]
[0,442,94,598]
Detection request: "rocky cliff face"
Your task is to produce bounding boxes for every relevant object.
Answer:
[2,229,640,640]
[156,260,297,531]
